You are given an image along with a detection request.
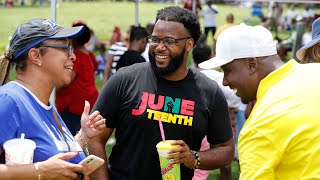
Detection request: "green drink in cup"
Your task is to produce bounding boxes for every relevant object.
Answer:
[156,140,181,180]
[157,116,181,180]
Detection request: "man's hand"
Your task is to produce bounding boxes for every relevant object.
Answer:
[166,140,195,169]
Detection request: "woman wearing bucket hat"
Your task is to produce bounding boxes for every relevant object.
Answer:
[296,18,320,63]
[0,18,106,179]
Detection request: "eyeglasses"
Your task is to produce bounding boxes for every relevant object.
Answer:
[148,36,191,47]
[39,43,74,57]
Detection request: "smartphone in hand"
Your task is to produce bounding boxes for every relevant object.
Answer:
[79,155,105,175]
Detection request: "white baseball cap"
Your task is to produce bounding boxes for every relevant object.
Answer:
[199,23,277,69]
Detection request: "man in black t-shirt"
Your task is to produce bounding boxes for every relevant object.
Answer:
[89,6,234,180]
[115,26,148,71]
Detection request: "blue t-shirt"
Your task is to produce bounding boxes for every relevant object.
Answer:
[0,82,85,163]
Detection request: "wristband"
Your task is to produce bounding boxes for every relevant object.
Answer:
[79,129,90,144]
[190,150,200,169]
[34,162,41,180]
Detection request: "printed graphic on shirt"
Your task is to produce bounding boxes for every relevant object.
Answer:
[132,92,194,126]
[43,121,82,152]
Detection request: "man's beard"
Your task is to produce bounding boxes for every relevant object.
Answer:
[149,47,186,77]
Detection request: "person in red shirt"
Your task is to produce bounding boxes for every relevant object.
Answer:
[56,21,99,135]
[110,26,122,46]
[183,0,202,16]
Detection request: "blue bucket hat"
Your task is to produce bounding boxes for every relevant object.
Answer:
[296,18,320,61]
[8,18,84,62]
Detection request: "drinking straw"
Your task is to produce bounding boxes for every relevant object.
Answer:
[21,133,25,140]
[158,116,165,142]
[20,133,25,146]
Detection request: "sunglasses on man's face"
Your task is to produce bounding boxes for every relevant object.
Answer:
[39,43,74,57]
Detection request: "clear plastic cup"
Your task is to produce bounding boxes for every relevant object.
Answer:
[156,140,181,180]
[3,138,36,165]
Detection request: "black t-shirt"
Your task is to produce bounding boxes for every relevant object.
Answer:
[93,62,232,180]
[115,50,146,71]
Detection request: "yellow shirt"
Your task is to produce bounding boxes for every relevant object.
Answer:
[239,60,320,179]
[213,23,234,40]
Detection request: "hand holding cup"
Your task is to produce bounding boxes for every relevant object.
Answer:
[167,140,196,169]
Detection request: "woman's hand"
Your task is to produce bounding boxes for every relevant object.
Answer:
[80,101,106,139]
[38,152,87,180]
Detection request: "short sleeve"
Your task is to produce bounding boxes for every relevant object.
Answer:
[0,94,20,149]
[207,86,233,145]
[92,70,124,128]
[107,44,118,55]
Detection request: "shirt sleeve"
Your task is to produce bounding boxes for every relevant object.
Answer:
[207,86,233,145]
[0,94,20,149]
[212,5,218,12]
[91,70,124,128]
[107,44,118,55]
[239,129,282,180]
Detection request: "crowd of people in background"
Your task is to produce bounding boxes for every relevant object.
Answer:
[248,3,318,61]
[36,2,315,79]
[1,1,320,180]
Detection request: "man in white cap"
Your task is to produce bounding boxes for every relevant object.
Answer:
[199,23,320,179]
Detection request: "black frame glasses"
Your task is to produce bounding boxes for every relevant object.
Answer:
[148,36,191,47]
[39,43,74,57]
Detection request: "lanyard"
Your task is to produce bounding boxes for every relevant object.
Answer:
[52,109,71,152]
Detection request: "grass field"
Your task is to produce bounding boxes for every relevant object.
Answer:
[0,1,260,54]
[1,2,318,53]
